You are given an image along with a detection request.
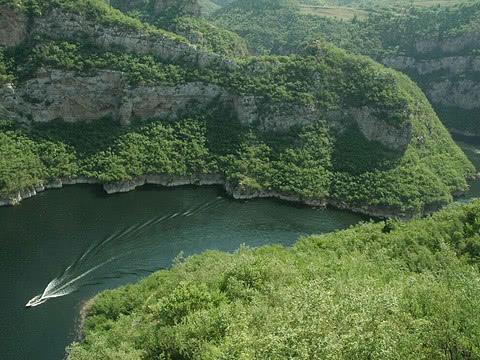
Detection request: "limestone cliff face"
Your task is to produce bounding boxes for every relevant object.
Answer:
[30,7,233,70]
[0,67,412,152]
[0,69,230,124]
[0,4,223,68]
[384,55,480,76]
[413,30,480,56]
[111,0,201,17]
[383,55,480,111]
[0,5,27,47]
[382,32,480,136]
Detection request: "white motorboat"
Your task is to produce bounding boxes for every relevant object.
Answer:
[26,294,47,308]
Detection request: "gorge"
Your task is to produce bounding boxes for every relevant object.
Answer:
[2,1,480,359]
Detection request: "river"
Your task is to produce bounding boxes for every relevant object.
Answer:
[0,185,367,359]
[1,137,479,360]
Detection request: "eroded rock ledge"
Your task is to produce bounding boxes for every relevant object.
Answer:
[0,68,412,152]
[0,173,446,219]
[381,35,480,136]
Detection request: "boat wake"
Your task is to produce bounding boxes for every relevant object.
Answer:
[26,197,224,307]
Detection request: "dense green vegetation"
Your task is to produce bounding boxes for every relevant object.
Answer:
[210,0,480,135]
[166,16,248,57]
[0,117,215,197]
[2,35,474,215]
[0,120,76,196]
[212,0,480,57]
[8,41,188,85]
[107,0,248,56]
[0,49,13,84]
[12,0,189,41]
[68,199,480,359]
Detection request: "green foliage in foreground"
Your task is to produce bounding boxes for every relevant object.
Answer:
[67,200,480,359]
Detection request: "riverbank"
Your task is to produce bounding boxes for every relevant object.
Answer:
[1,183,365,360]
[1,172,469,219]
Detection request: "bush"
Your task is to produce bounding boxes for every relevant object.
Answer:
[68,201,480,359]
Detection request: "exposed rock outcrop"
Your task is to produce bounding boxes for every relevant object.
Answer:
[414,31,480,56]
[0,69,230,124]
[102,173,225,193]
[0,68,412,152]
[428,79,480,111]
[0,172,436,219]
[383,53,480,136]
[111,0,201,18]
[383,55,480,76]
[0,177,97,206]
[30,7,232,70]
[335,107,412,151]
[0,4,27,47]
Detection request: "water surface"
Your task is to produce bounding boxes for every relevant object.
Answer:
[0,185,365,359]
[3,135,480,359]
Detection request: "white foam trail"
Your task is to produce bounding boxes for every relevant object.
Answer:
[42,256,118,299]
[153,215,170,225]
[43,226,137,293]
[28,197,226,306]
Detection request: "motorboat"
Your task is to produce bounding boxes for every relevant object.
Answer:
[26,294,47,308]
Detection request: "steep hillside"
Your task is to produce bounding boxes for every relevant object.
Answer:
[68,199,480,359]
[0,0,474,218]
[376,3,480,136]
[211,0,480,136]
[109,0,248,56]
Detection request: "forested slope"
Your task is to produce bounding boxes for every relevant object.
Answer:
[68,199,480,359]
[0,0,474,217]
[212,0,480,135]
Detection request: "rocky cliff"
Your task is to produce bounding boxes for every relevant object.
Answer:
[0,67,411,152]
[32,8,231,69]
[0,1,474,218]
[111,0,201,18]
[0,4,27,47]
[382,29,480,137]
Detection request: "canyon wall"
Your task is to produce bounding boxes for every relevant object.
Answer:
[31,7,233,70]
[0,4,27,47]
[382,31,480,137]
[111,0,201,18]
[0,4,412,153]
[0,68,411,152]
